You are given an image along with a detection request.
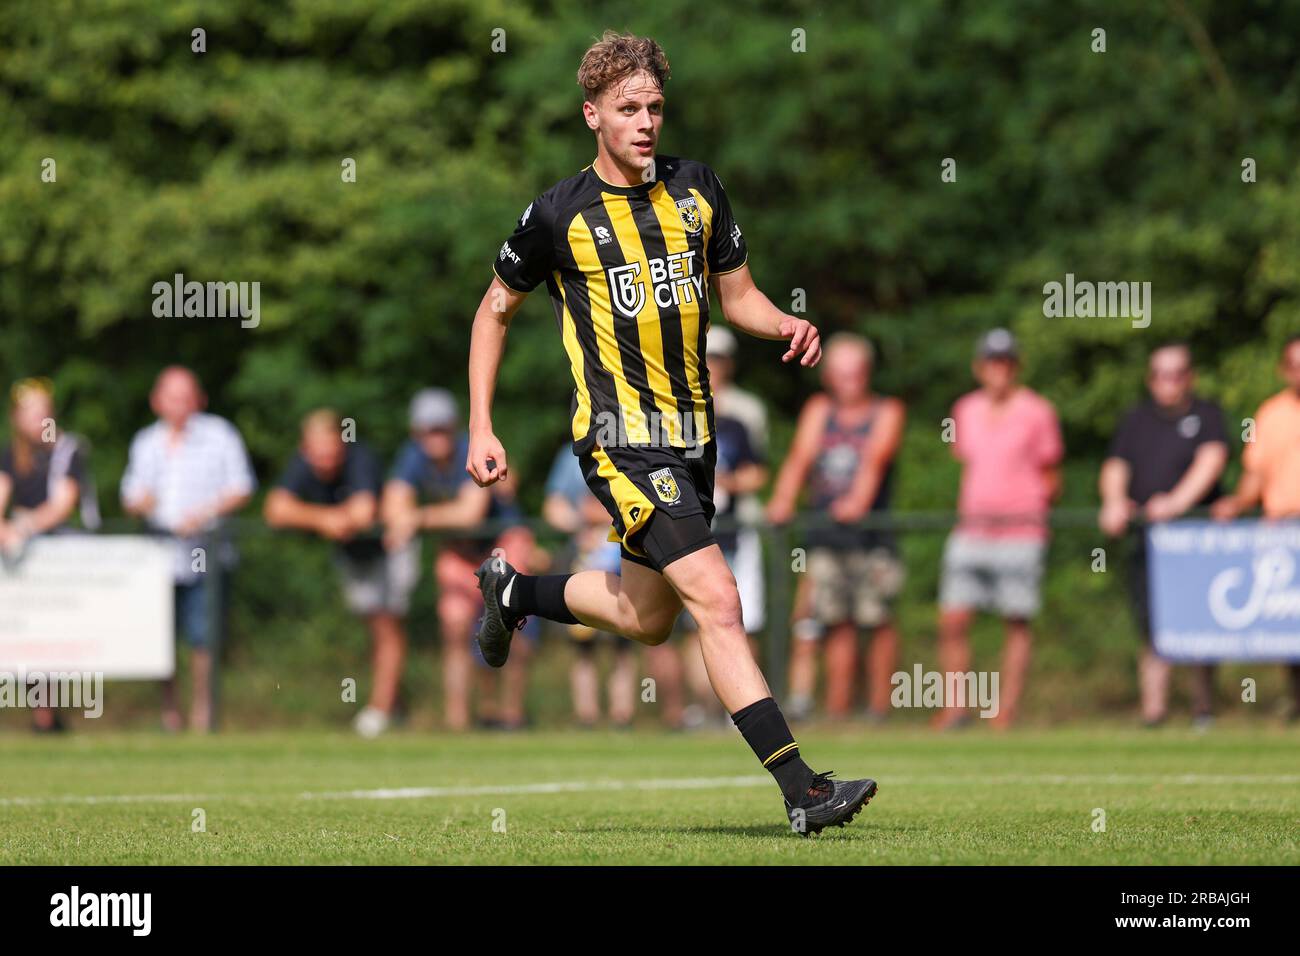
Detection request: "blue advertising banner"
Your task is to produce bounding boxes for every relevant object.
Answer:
[1147,519,1300,661]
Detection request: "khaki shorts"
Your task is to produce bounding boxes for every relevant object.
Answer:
[807,547,904,629]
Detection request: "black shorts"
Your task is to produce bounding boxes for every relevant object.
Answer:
[1125,529,1153,644]
[576,440,719,573]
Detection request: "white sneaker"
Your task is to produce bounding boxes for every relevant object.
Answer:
[353,706,390,739]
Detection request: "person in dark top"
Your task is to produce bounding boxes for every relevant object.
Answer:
[0,377,98,733]
[767,334,906,722]
[1099,343,1229,728]
[710,415,765,555]
[264,409,417,738]
[0,378,92,546]
[383,388,539,732]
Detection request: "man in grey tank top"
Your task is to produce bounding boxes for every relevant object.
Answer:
[768,334,906,721]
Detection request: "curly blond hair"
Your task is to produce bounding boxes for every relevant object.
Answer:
[577,31,670,103]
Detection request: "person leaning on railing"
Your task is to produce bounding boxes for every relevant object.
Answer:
[0,376,99,733]
[1210,334,1300,721]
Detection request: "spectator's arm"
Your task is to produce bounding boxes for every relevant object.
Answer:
[1233,470,1264,511]
[1212,468,1263,520]
[218,426,257,506]
[1098,457,1134,536]
[1039,402,1066,502]
[1162,441,1228,515]
[421,481,491,531]
[175,426,257,532]
[119,432,156,516]
[343,489,379,530]
[542,492,582,534]
[0,472,12,519]
[17,477,79,535]
[1042,464,1063,503]
[380,478,421,552]
[381,478,414,528]
[264,488,375,538]
[724,461,769,496]
[212,489,252,520]
[1099,457,1131,505]
[766,394,830,521]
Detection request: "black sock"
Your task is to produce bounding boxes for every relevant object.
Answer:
[731,697,815,805]
[504,572,579,624]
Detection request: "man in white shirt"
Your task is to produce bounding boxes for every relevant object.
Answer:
[121,366,256,732]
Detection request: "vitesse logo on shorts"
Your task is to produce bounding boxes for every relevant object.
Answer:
[649,467,681,504]
[676,196,702,236]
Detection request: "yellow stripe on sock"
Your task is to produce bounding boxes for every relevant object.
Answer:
[763,742,799,767]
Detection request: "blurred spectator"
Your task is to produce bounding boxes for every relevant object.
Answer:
[383,388,537,731]
[264,409,417,737]
[936,329,1062,729]
[675,410,768,728]
[0,377,99,732]
[542,441,593,535]
[707,325,769,633]
[1099,344,1228,727]
[120,366,256,733]
[672,327,771,728]
[568,490,636,728]
[767,333,905,721]
[544,448,637,727]
[1211,334,1300,719]
[709,325,769,455]
[474,468,544,728]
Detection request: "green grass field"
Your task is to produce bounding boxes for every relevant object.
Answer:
[1,724,1297,865]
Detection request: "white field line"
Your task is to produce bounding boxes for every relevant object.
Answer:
[2,773,1299,808]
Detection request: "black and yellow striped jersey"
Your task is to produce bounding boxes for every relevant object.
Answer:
[492,155,748,452]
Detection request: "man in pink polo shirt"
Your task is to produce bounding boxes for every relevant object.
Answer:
[936,329,1064,729]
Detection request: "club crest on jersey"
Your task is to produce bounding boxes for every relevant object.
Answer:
[676,196,703,235]
[649,467,681,504]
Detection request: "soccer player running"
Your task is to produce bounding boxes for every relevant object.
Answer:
[464,31,877,834]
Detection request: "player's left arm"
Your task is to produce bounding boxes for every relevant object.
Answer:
[712,264,821,367]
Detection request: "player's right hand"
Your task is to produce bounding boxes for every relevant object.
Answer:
[466,428,508,487]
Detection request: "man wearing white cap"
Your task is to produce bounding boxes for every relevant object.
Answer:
[384,388,538,731]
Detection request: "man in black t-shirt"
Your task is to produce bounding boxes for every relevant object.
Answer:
[264,410,417,738]
[1099,344,1229,727]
